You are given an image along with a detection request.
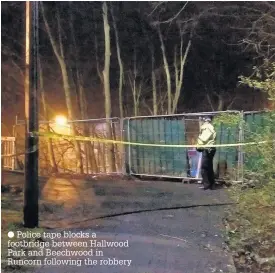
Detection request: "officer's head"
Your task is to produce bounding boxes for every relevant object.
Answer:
[202,116,212,123]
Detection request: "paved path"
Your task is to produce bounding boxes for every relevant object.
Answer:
[3,172,236,273]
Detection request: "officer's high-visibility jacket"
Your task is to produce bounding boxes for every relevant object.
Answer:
[197,122,216,146]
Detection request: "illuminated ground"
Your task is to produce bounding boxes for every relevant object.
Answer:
[2,171,236,273]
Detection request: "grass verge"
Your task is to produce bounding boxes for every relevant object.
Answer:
[225,181,275,273]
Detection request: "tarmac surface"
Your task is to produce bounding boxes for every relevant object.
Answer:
[3,172,236,273]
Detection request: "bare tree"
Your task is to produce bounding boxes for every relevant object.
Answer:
[110,4,124,118]
[172,25,191,113]
[140,18,159,115]
[38,58,58,173]
[157,25,172,114]
[68,5,99,173]
[157,24,191,114]
[128,47,144,116]
[150,44,158,115]
[41,3,84,174]
[93,10,104,85]
[102,2,112,120]
[238,2,275,108]
[102,2,116,172]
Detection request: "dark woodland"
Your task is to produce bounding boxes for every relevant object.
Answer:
[2,1,274,134]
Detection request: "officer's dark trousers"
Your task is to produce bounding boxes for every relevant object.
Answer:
[201,148,216,188]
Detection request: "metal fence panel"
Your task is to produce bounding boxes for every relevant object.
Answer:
[125,117,188,178]
[124,110,272,182]
[124,111,242,180]
[243,111,273,173]
[12,118,123,176]
[1,137,15,170]
[6,110,251,182]
[214,121,240,181]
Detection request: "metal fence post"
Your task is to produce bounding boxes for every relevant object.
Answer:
[127,118,132,175]
[239,111,244,183]
[12,139,15,171]
[120,117,126,175]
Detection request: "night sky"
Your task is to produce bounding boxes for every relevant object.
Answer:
[1,1,273,135]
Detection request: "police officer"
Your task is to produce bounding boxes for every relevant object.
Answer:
[196,116,217,190]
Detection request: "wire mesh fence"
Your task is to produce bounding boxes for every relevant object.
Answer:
[123,115,188,178]
[123,111,242,181]
[2,110,272,182]
[242,111,275,174]
[1,137,15,170]
[10,118,123,176]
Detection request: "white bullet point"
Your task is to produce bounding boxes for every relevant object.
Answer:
[8,231,14,238]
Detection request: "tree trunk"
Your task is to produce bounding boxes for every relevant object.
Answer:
[110,4,124,119]
[152,70,157,115]
[41,4,84,174]
[102,2,116,172]
[128,48,142,117]
[78,79,99,173]
[69,6,98,173]
[217,95,224,111]
[151,44,158,115]
[39,58,58,173]
[60,67,84,173]
[94,20,104,84]
[206,91,215,111]
[134,82,142,117]
[158,26,172,114]
[172,38,191,114]
[133,68,138,117]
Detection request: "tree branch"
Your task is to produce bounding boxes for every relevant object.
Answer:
[57,10,65,59]
[157,25,172,113]
[206,89,215,111]
[41,3,62,63]
[148,2,165,16]
[159,2,189,24]
[263,1,275,11]
[227,95,237,110]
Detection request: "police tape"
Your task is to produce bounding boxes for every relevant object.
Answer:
[33,132,273,148]
[1,132,273,158]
